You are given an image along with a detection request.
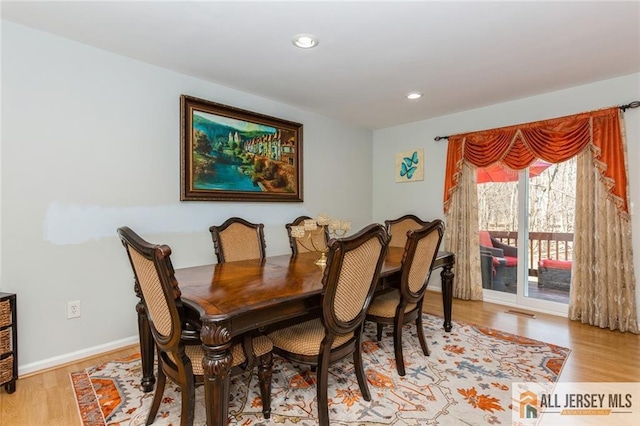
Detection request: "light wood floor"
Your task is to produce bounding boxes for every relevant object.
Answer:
[1,292,638,425]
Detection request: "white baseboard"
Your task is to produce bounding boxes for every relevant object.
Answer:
[18,335,139,376]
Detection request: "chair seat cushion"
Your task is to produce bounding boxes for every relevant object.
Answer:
[251,335,274,357]
[538,259,572,270]
[367,289,416,318]
[168,343,244,375]
[504,256,517,267]
[167,335,273,375]
[268,318,353,357]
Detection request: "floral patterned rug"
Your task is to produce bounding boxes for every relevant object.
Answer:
[70,314,570,425]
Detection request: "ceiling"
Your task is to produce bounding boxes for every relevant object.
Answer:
[2,1,639,130]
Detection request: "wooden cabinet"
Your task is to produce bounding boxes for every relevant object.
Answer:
[0,292,16,393]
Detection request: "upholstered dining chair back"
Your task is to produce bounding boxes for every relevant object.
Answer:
[366,219,445,376]
[401,220,445,301]
[285,215,329,255]
[118,226,183,352]
[209,217,266,263]
[117,226,273,425]
[322,224,388,332]
[385,214,430,248]
[267,223,389,426]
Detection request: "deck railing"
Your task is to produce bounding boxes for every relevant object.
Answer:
[488,231,573,277]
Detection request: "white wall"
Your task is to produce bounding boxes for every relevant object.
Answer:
[373,73,640,322]
[1,22,374,373]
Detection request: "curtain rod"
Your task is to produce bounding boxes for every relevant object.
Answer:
[434,100,640,141]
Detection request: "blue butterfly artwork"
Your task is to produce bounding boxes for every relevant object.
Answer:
[400,150,419,179]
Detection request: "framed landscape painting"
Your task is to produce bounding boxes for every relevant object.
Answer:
[180,95,303,201]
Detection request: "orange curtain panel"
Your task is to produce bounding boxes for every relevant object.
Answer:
[443,107,628,218]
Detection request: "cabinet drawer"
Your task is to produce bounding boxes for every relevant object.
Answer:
[0,328,11,354]
[0,355,13,384]
[0,300,11,327]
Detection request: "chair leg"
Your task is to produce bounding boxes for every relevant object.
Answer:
[353,337,371,401]
[146,361,166,426]
[376,323,383,341]
[393,316,406,376]
[257,352,273,419]
[416,310,430,356]
[180,370,196,426]
[316,350,331,426]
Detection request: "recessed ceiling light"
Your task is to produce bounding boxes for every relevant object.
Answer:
[292,34,319,49]
[407,92,423,100]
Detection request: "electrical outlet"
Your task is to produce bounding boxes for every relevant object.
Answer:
[67,300,81,319]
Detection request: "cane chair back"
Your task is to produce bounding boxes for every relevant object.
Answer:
[285,215,329,255]
[117,226,273,425]
[209,217,266,263]
[384,214,430,248]
[268,223,389,426]
[366,219,445,376]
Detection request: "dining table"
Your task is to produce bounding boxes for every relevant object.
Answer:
[134,246,454,425]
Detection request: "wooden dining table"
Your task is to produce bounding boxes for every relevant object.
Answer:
[134,246,454,425]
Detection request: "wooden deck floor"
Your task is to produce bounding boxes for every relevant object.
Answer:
[502,279,570,304]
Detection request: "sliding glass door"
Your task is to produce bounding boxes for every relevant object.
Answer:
[478,159,575,314]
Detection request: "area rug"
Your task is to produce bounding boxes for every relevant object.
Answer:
[71,314,570,425]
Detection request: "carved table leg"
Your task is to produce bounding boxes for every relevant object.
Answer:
[440,263,455,332]
[258,352,273,419]
[201,321,233,426]
[135,282,155,392]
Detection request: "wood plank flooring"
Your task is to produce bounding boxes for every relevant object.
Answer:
[1,292,638,425]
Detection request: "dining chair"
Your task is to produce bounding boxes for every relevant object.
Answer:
[366,219,444,376]
[480,230,518,286]
[285,215,329,255]
[209,217,266,263]
[117,226,273,425]
[267,223,389,426]
[384,214,430,248]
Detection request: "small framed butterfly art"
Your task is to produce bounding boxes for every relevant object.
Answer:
[395,149,424,182]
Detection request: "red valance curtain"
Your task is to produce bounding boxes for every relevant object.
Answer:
[443,107,628,217]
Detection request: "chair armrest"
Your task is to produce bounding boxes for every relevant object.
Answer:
[480,251,493,288]
[491,238,517,257]
[480,244,504,258]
